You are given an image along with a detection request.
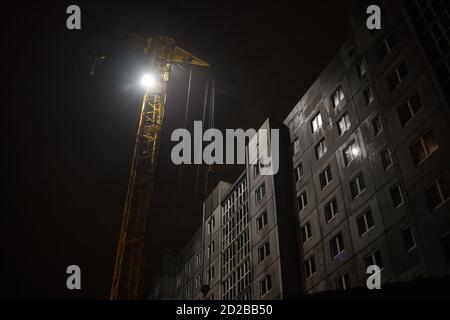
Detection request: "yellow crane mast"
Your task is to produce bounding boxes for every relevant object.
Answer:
[110,35,210,300]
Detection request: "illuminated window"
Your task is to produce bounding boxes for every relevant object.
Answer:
[315,138,327,160]
[410,130,439,165]
[338,113,351,136]
[311,113,323,133]
[331,86,345,108]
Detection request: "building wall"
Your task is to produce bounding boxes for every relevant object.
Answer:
[283,0,450,293]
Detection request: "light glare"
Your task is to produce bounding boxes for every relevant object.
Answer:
[141,74,156,89]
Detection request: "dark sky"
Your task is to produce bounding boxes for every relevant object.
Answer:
[3,0,355,299]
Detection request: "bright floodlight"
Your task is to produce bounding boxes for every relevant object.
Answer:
[141,74,156,89]
[351,146,360,157]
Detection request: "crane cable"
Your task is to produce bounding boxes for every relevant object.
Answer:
[177,68,193,192]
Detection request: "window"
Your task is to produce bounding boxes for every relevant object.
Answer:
[258,241,271,262]
[196,253,201,266]
[301,222,312,243]
[297,191,308,211]
[425,173,450,211]
[186,263,191,275]
[208,216,215,234]
[176,275,181,288]
[390,184,404,208]
[195,275,200,288]
[338,113,351,136]
[386,61,408,91]
[401,226,416,251]
[256,211,268,232]
[319,166,333,189]
[324,198,338,223]
[335,273,350,290]
[208,241,215,257]
[294,162,303,182]
[363,87,374,105]
[410,130,439,165]
[304,256,316,279]
[315,138,327,160]
[260,275,272,297]
[397,92,423,126]
[365,250,384,270]
[357,208,374,237]
[441,233,450,262]
[343,140,359,166]
[380,147,393,170]
[255,183,266,202]
[350,173,366,199]
[208,267,215,282]
[311,113,323,133]
[330,233,345,258]
[371,116,383,136]
[254,160,261,177]
[292,137,300,154]
[357,59,366,78]
[331,86,345,108]
[377,32,396,61]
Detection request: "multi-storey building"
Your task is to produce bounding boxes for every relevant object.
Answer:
[151,120,301,300]
[283,0,449,293]
[151,0,450,299]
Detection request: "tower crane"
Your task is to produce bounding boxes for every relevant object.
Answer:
[108,34,210,300]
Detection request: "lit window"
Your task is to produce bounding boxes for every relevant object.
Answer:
[410,130,439,165]
[331,86,345,108]
[330,232,345,258]
[301,222,312,243]
[319,165,333,189]
[397,91,423,126]
[401,226,416,252]
[424,172,450,211]
[357,208,374,237]
[371,116,383,136]
[315,138,327,160]
[294,162,304,182]
[304,256,316,279]
[297,191,308,212]
[386,61,408,91]
[324,198,338,223]
[311,112,323,133]
[343,140,359,166]
[380,147,393,170]
[390,184,404,208]
[350,173,366,199]
[338,113,351,136]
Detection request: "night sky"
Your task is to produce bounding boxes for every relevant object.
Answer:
[3,0,355,299]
